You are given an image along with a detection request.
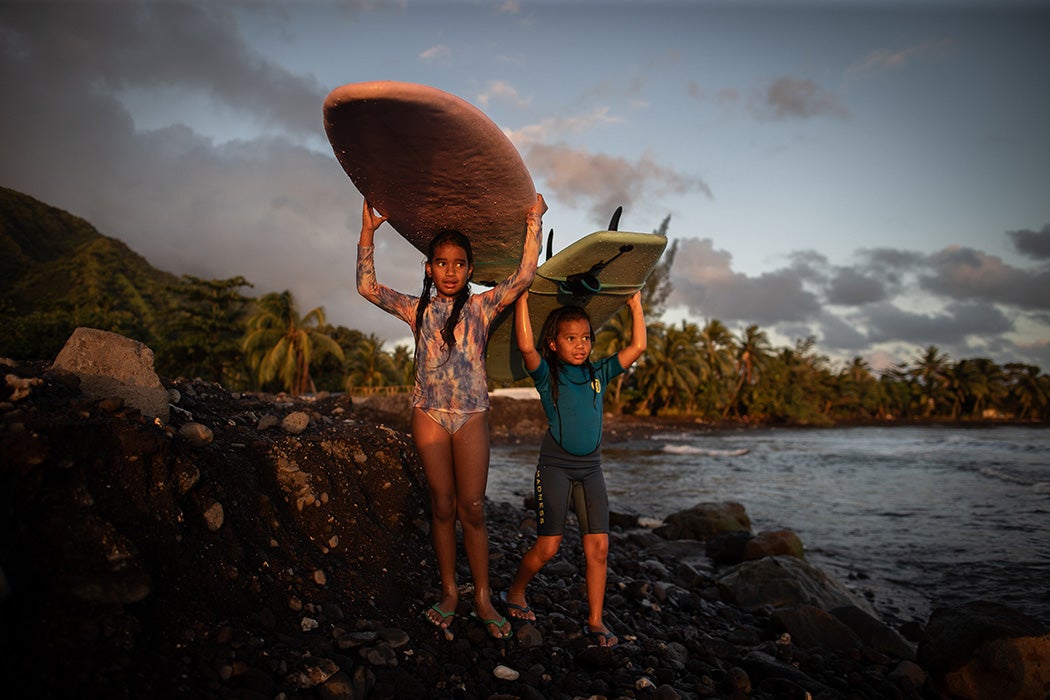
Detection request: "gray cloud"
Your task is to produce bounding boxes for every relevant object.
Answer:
[864,301,1013,345]
[665,234,1048,369]
[754,76,849,121]
[825,268,888,306]
[1008,223,1050,260]
[855,246,922,274]
[920,246,1050,310]
[0,3,324,137]
[813,311,869,351]
[669,238,822,325]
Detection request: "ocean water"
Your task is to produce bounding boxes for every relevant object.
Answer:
[488,424,1050,628]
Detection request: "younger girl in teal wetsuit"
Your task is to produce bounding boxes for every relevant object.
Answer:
[357,194,546,639]
[502,290,646,648]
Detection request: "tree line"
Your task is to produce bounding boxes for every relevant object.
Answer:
[5,220,1047,425]
[149,223,1050,426]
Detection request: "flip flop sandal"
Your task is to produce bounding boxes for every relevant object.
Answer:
[424,603,456,629]
[582,620,619,648]
[499,590,535,620]
[474,610,512,639]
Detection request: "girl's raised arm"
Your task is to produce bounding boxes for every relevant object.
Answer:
[358,199,388,247]
[617,291,647,370]
[356,200,417,326]
[492,193,546,309]
[515,291,542,372]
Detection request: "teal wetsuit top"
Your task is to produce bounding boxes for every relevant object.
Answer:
[529,354,625,457]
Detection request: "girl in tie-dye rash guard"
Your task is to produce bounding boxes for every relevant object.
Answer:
[357,194,545,639]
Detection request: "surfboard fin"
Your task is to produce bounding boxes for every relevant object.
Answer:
[546,228,555,262]
[608,206,623,231]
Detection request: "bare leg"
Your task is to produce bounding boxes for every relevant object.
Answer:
[506,535,561,620]
[583,533,617,646]
[449,412,509,637]
[412,408,459,627]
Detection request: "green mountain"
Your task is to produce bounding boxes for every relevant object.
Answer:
[0,186,183,360]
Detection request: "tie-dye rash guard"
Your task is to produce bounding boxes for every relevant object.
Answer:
[356,227,541,412]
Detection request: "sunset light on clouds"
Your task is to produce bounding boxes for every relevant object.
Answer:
[1,0,1047,371]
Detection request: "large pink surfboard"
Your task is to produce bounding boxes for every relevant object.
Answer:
[323,81,537,284]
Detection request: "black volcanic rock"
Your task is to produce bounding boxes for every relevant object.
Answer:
[1,357,940,699]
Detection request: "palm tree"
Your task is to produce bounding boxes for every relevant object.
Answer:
[753,336,833,424]
[909,345,951,417]
[633,322,699,415]
[944,360,971,420]
[966,357,1007,418]
[391,344,415,387]
[242,291,343,395]
[723,324,771,419]
[594,302,644,408]
[835,356,883,420]
[1004,363,1048,420]
[345,333,399,391]
[698,319,736,416]
[878,362,917,419]
[640,234,677,320]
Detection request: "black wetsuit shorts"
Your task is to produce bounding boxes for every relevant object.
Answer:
[534,431,609,536]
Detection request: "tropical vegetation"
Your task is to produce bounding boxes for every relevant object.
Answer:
[2,186,1047,422]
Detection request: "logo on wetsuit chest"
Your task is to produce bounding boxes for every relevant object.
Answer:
[592,378,601,394]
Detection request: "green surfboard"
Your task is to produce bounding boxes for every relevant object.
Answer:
[486,229,668,383]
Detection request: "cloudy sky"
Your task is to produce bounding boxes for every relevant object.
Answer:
[2,0,1048,372]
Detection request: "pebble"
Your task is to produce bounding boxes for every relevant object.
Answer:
[178,421,213,446]
[282,411,310,434]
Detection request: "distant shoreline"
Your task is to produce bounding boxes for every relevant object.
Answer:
[353,392,1049,450]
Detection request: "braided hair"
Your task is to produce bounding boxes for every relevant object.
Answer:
[415,229,473,358]
[537,305,597,407]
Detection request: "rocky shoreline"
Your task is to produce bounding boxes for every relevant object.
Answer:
[3,331,1048,699]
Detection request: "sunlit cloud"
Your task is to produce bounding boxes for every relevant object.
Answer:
[506,107,621,145]
[848,39,952,75]
[477,80,530,109]
[419,44,451,63]
[524,143,711,227]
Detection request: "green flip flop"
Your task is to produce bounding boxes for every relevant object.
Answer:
[424,603,456,629]
[474,610,512,639]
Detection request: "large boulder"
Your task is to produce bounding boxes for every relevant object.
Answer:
[770,604,862,651]
[52,327,169,421]
[917,600,1050,699]
[655,501,751,540]
[832,604,916,660]
[744,529,804,561]
[717,554,876,617]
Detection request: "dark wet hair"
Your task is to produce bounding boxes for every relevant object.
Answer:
[538,305,596,406]
[415,229,473,354]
